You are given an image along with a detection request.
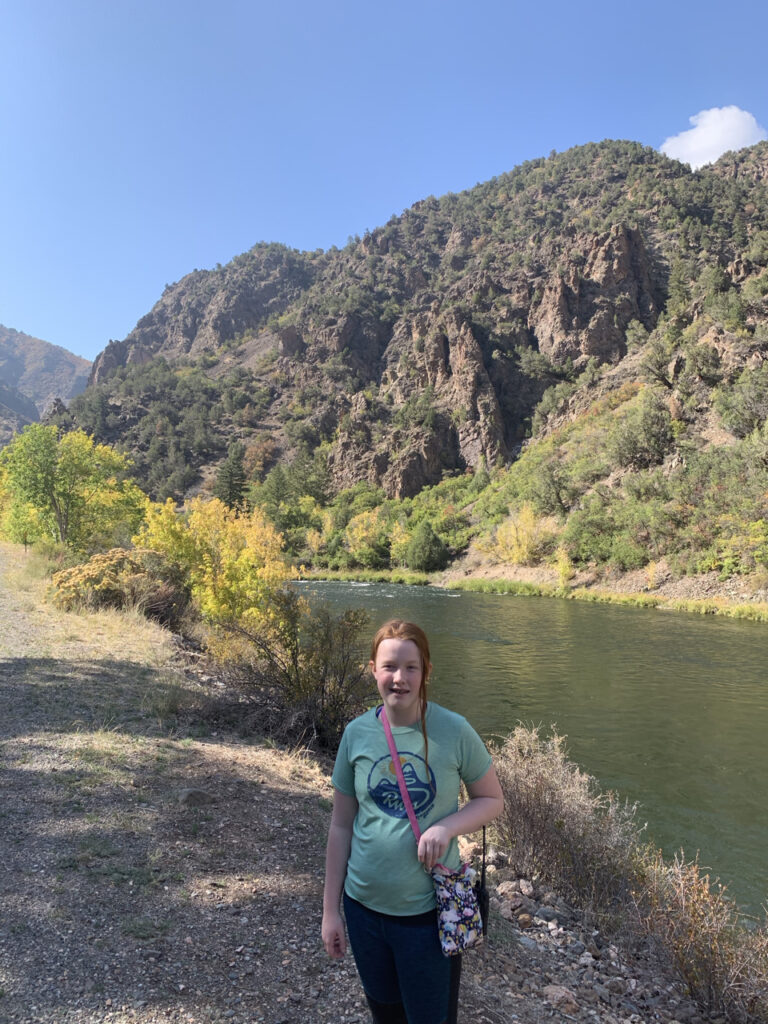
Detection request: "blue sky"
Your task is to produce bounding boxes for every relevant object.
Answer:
[1,0,767,363]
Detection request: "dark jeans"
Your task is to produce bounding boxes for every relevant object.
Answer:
[343,892,461,1024]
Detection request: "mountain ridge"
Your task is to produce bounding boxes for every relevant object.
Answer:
[0,325,91,413]
[0,325,92,447]
[71,139,768,505]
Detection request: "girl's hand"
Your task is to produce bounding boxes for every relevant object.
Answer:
[321,910,347,959]
[417,824,451,871]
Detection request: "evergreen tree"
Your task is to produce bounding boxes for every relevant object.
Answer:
[214,442,246,509]
[405,520,449,572]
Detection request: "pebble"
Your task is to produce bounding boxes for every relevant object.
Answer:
[492,875,711,1024]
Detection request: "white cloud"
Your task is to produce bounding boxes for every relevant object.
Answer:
[660,106,767,170]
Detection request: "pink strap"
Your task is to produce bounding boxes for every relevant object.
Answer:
[378,707,455,875]
[379,706,423,841]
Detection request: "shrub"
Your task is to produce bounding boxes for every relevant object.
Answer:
[492,503,557,565]
[220,589,371,751]
[51,548,190,627]
[743,271,768,305]
[609,535,648,571]
[491,724,768,1022]
[608,389,673,470]
[714,364,768,437]
[493,726,641,911]
[554,544,575,585]
[405,520,449,572]
[531,380,575,435]
[636,854,768,1022]
[562,495,615,564]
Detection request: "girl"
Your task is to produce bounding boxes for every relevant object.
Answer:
[322,619,504,1024]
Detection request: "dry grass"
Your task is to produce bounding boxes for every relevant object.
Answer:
[492,724,768,1023]
[636,854,768,1022]
[492,725,641,915]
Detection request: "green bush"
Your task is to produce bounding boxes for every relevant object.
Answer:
[608,389,673,470]
[714,364,768,437]
[562,496,614,564]
[221,590,371,751]
[405,520,449,571]
[609,535,647,571]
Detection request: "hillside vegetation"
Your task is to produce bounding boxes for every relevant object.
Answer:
[42,139,768,592]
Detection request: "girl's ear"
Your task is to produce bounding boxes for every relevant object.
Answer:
[425,662,433,683]
[368,659,376,674]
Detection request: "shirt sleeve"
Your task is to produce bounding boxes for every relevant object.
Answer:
[331,724,356,796]
[458,718,493,785]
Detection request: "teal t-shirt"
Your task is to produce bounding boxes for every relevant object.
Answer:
[331,702,492,915]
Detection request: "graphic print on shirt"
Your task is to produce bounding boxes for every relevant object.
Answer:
[367,753,437,819]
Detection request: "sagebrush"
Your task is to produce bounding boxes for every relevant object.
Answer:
[492,725,641,912]
[492,724,768,1023]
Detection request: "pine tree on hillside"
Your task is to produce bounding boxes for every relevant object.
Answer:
[214,442,246,509]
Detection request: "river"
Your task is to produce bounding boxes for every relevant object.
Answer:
[300,581,768,915]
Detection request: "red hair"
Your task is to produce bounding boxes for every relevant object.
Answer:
[371,619,432,765]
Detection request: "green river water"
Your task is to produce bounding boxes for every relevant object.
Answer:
[300,581,768,915]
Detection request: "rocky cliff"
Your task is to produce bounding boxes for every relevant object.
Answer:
[0,381,39,447]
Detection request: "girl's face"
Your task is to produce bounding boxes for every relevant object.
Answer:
[370,637,429,726]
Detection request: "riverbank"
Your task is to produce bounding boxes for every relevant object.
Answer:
[0,541,753,1023]
[304,554,768,622]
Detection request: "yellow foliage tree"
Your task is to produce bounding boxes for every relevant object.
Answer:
[344,507,388,568]
[134,497,291,632]
[493,503,558,566]
[388,518,410,567]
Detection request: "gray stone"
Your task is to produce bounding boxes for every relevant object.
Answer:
[594,983,611,1003]
[535,905,559,922]
[178,788,216,806]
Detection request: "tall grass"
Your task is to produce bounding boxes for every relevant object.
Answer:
[449,578,559,598]
[449,577,768,621]
[492,725,768,1023]
[492,726,640,912]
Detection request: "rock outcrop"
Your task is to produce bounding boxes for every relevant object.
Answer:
[89,245,317,383]
[530,226,662,365]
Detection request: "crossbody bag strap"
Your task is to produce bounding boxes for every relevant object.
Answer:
[379,706,453,873]
[481,825,487,887]
[378,706,422,842]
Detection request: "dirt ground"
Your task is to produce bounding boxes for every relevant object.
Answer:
[0,542,698,1024]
